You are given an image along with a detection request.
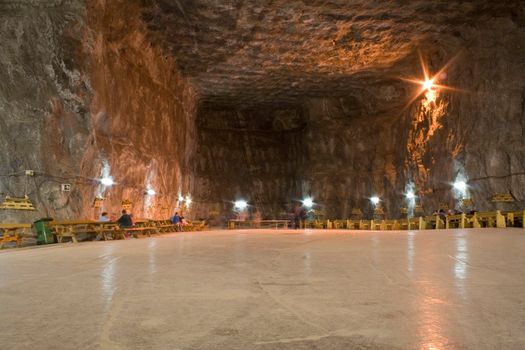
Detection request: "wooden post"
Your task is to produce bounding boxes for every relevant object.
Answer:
[435,215,445,229]
[507,212,515,227]
[473,213,481,228]
[393,220,400,230]
[496,210,506,228]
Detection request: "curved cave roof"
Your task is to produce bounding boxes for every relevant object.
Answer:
[142,0,523,108]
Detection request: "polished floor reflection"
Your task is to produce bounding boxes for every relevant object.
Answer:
[1,228,525,350]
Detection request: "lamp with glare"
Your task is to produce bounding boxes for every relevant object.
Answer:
[178,195,184,202]
[453,181,467,191]
[302,197,314,208]
[406,191,416,199]
[423,78,434,91]
[100,177,114,186]
[234,200,248,210]
[370,196,380,205]
[146,189,156,196]
[185,197,192,205]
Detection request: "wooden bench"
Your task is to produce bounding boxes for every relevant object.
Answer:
[97,223,126,240]
[331,220,347,229]
[50,220,128,243]
[359,220,371,230]
[125,219,160,237]
[313,220,325,229]
[381,220,400,230]
[0,223,32,248]
[185,220,208,231]
[345,219,360,230]
[422,215,445,229]
[155,220,176,232]
[472,211,506,228]
[50,220,99,243]
[370,220,382,230]
[304,220,329,229]
[412,217,426,230]
[446,213,470,229]
[228,219,289,229]
[228,220,251,229]
[398,218,418,230]
[506,210,525,228]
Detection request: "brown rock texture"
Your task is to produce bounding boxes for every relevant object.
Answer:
[0,0,196,223]
[192,107,303,223]
[1,0,525,223]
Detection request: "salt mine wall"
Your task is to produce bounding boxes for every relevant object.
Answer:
[300,16,525,219]
[1,1,525,224]
[0,1,196,223]
[192,107,303,223]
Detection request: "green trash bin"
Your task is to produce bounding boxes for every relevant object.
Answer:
[34,218,54,244]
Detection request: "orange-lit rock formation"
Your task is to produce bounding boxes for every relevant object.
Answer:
[1,0,524,223]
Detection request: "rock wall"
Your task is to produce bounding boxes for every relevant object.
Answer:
[192,107,303,224]
[301,17,525,218]
[0,0,196,223]
[1,0,524,225]
[301,94,410,219]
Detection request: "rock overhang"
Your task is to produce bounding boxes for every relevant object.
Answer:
[141,0,522,109]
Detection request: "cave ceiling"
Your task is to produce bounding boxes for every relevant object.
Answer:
[142,0,521,108]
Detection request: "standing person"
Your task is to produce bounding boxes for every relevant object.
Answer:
[300,206,307,229]
[293,204,302,229]
[252,208,262,228]
[171,212,181,232]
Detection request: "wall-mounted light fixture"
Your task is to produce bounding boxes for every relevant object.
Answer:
[100,177,114,186]
[302,197,314,208]
[146,188,156,196]
[234,200,248,211]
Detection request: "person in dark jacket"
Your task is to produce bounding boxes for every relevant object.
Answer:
[117,210,133,228]
[171,212,182,231]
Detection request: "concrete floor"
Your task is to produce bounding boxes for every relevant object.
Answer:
[1,229,525,350]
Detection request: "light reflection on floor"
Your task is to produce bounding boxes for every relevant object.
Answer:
[1,228,524,350]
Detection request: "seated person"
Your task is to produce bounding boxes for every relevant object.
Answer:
[94,211,111,240]
[98,212,110,222]
[171,212,182,231]
[180,216,190,227]
[117,210,133,228]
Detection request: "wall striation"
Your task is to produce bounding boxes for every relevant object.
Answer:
[0,0,196,223]
[192,107,303,223]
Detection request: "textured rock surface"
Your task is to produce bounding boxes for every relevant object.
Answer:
[143,0,521,107]
[192,107,303,223]
[1,0,525,222]
[184,1,525,219]
[0,0,196,223]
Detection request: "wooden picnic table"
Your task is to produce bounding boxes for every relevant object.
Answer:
[228,219,289,229]
[50,220,125,243]
[124,219,160,237]
[0,223,32,249]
